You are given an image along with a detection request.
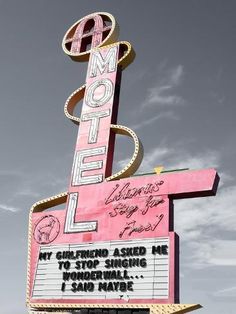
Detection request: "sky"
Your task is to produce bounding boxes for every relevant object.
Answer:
[0,0,236,313]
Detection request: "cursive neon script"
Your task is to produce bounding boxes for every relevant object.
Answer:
[119,214,164,238]
[109,195,165,219]
[105,181,164,205]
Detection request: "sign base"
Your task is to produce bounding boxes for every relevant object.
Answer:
[28,304,202,314]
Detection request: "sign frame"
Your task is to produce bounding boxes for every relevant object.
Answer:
[26,11,219,314]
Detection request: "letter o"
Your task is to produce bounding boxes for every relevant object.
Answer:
[85,79,113,108]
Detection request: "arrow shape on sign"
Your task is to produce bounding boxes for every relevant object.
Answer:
[154,166,164,175]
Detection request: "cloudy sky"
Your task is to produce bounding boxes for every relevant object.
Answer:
[0,1,236,313]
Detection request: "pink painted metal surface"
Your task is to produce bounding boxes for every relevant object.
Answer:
[29,168,218,305]
[68,44,120,186]
[71,15,105,53]
[27,12,219,310]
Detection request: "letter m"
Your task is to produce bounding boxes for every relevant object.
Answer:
[89,46,118,78]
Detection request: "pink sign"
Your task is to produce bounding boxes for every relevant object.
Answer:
[27,12,219,310]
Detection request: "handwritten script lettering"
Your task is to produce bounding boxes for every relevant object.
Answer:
[142,195,165,215]
[119,214,164,238]
[105,181,164,205]
[109,195,164,219]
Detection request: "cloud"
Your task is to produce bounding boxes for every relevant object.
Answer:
[0,203,19,212]
[142,64,185,108]
[212,286,236,298]
[175,183,236,237]
[170,150,220,170]
[174,175,236,269]
[116,144,220,179]
[131,111,179,130]
[117,146,171,172]
[15,186,40,198]
[185,239,236,269]
[137,145,220,173]
[0,166,67,215]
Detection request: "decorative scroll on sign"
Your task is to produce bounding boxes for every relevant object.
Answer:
[26,12,219,314]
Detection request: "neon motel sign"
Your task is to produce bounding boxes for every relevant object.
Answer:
[26,12,219,313]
